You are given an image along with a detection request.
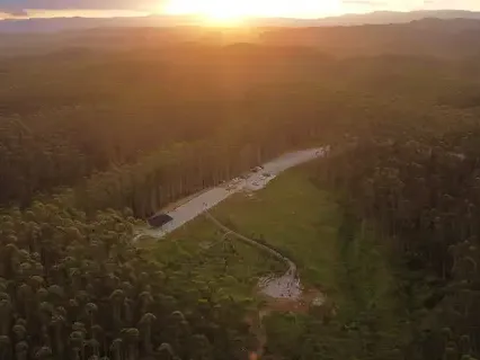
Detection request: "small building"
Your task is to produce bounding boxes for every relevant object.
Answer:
[147,213,173,228]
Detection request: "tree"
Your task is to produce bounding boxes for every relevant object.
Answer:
[138,313,157,355]
[121,329,139,360]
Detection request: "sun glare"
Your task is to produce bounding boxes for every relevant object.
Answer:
[163,0,248,25]
[162,0,344,25]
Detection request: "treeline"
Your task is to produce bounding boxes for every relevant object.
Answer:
[2,45,480,208]
[316,111,480,359]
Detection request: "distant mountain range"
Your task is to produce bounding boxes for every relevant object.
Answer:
[1,10,480,33]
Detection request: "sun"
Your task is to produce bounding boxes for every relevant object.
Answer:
[163,0,249,25]
[161,0,345,25]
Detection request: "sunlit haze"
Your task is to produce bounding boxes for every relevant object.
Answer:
[160,0,480,20]
[1,0,480,21]
[162,0,345,24]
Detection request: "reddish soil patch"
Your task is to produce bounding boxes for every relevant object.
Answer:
[260,287,327,314]
[245,287,332,358]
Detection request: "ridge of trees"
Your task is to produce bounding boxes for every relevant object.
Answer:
[316,113,480,359]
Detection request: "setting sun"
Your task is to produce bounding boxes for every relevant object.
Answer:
[162,0,344,25]
[163,0,249,24]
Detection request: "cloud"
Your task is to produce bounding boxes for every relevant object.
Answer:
[422,0,480,10]
[343,0,389,5]
[0,0,479,17]
[344,0,480,11]
[0,0,162,14]
[2,8,28,16]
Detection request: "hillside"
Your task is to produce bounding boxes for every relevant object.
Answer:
[2,18,480,59]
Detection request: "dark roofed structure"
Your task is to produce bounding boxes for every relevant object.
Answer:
[147,213,173,228]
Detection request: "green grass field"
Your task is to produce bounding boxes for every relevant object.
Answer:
[207,164,343,293]
[149,163,391,305]
[146,163,342,300]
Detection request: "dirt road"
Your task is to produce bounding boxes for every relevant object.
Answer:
[142,147,329,238]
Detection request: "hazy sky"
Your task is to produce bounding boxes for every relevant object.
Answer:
[1,0,480,19]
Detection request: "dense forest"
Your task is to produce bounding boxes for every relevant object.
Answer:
[314,117,480,360]
[1,20,480,359]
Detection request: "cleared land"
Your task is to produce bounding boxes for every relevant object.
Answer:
[146,162,408,358]
[143,147,327,238]
[148,163,356,302]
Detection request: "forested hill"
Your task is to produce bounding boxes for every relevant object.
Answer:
[1,21,480,360]
[2,18,480,58]
[1,35,480,210]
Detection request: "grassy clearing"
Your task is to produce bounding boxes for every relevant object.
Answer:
[145,211,285,300]
[148,163,344,299]
[207,164,343,293]
[146,162,409,358]
[153,165,399,301]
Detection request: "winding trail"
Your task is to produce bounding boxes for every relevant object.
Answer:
[203,210,301,300]
[203,210,302,358]
[204,210,290,265]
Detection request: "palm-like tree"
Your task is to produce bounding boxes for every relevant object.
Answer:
[190,334,212,360]
[157,343,176,360]
[11,324,26,343]
[109,290,125,330]
[86,338,101,359]
[138,291,153,316]
[0,336,11,360]
[121,328,139,360]
[123,298,134,327]
[51,313,66,358]
[110,338,123,360]
[70,330,86,360]
[35,346,53,360]
[91,325,106,355]
[84,303,98,331]
[138,313,157,354]
[14,341,28,360]
[4,243,19,279]
[16,284,33,321]
[0,297,12,335]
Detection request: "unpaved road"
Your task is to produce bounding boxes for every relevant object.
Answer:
[142,147,329,238]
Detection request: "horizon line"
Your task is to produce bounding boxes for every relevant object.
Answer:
[1,8,479,22]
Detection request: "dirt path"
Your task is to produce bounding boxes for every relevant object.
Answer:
[203,211,303,358]
[203,211,329,358]
[203,211,302,300]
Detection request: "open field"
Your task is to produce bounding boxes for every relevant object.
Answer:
[148,164,340,294]
[148,163,397,311]
[144,162,409,358]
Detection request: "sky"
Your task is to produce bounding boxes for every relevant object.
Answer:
[1,0,480,20]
